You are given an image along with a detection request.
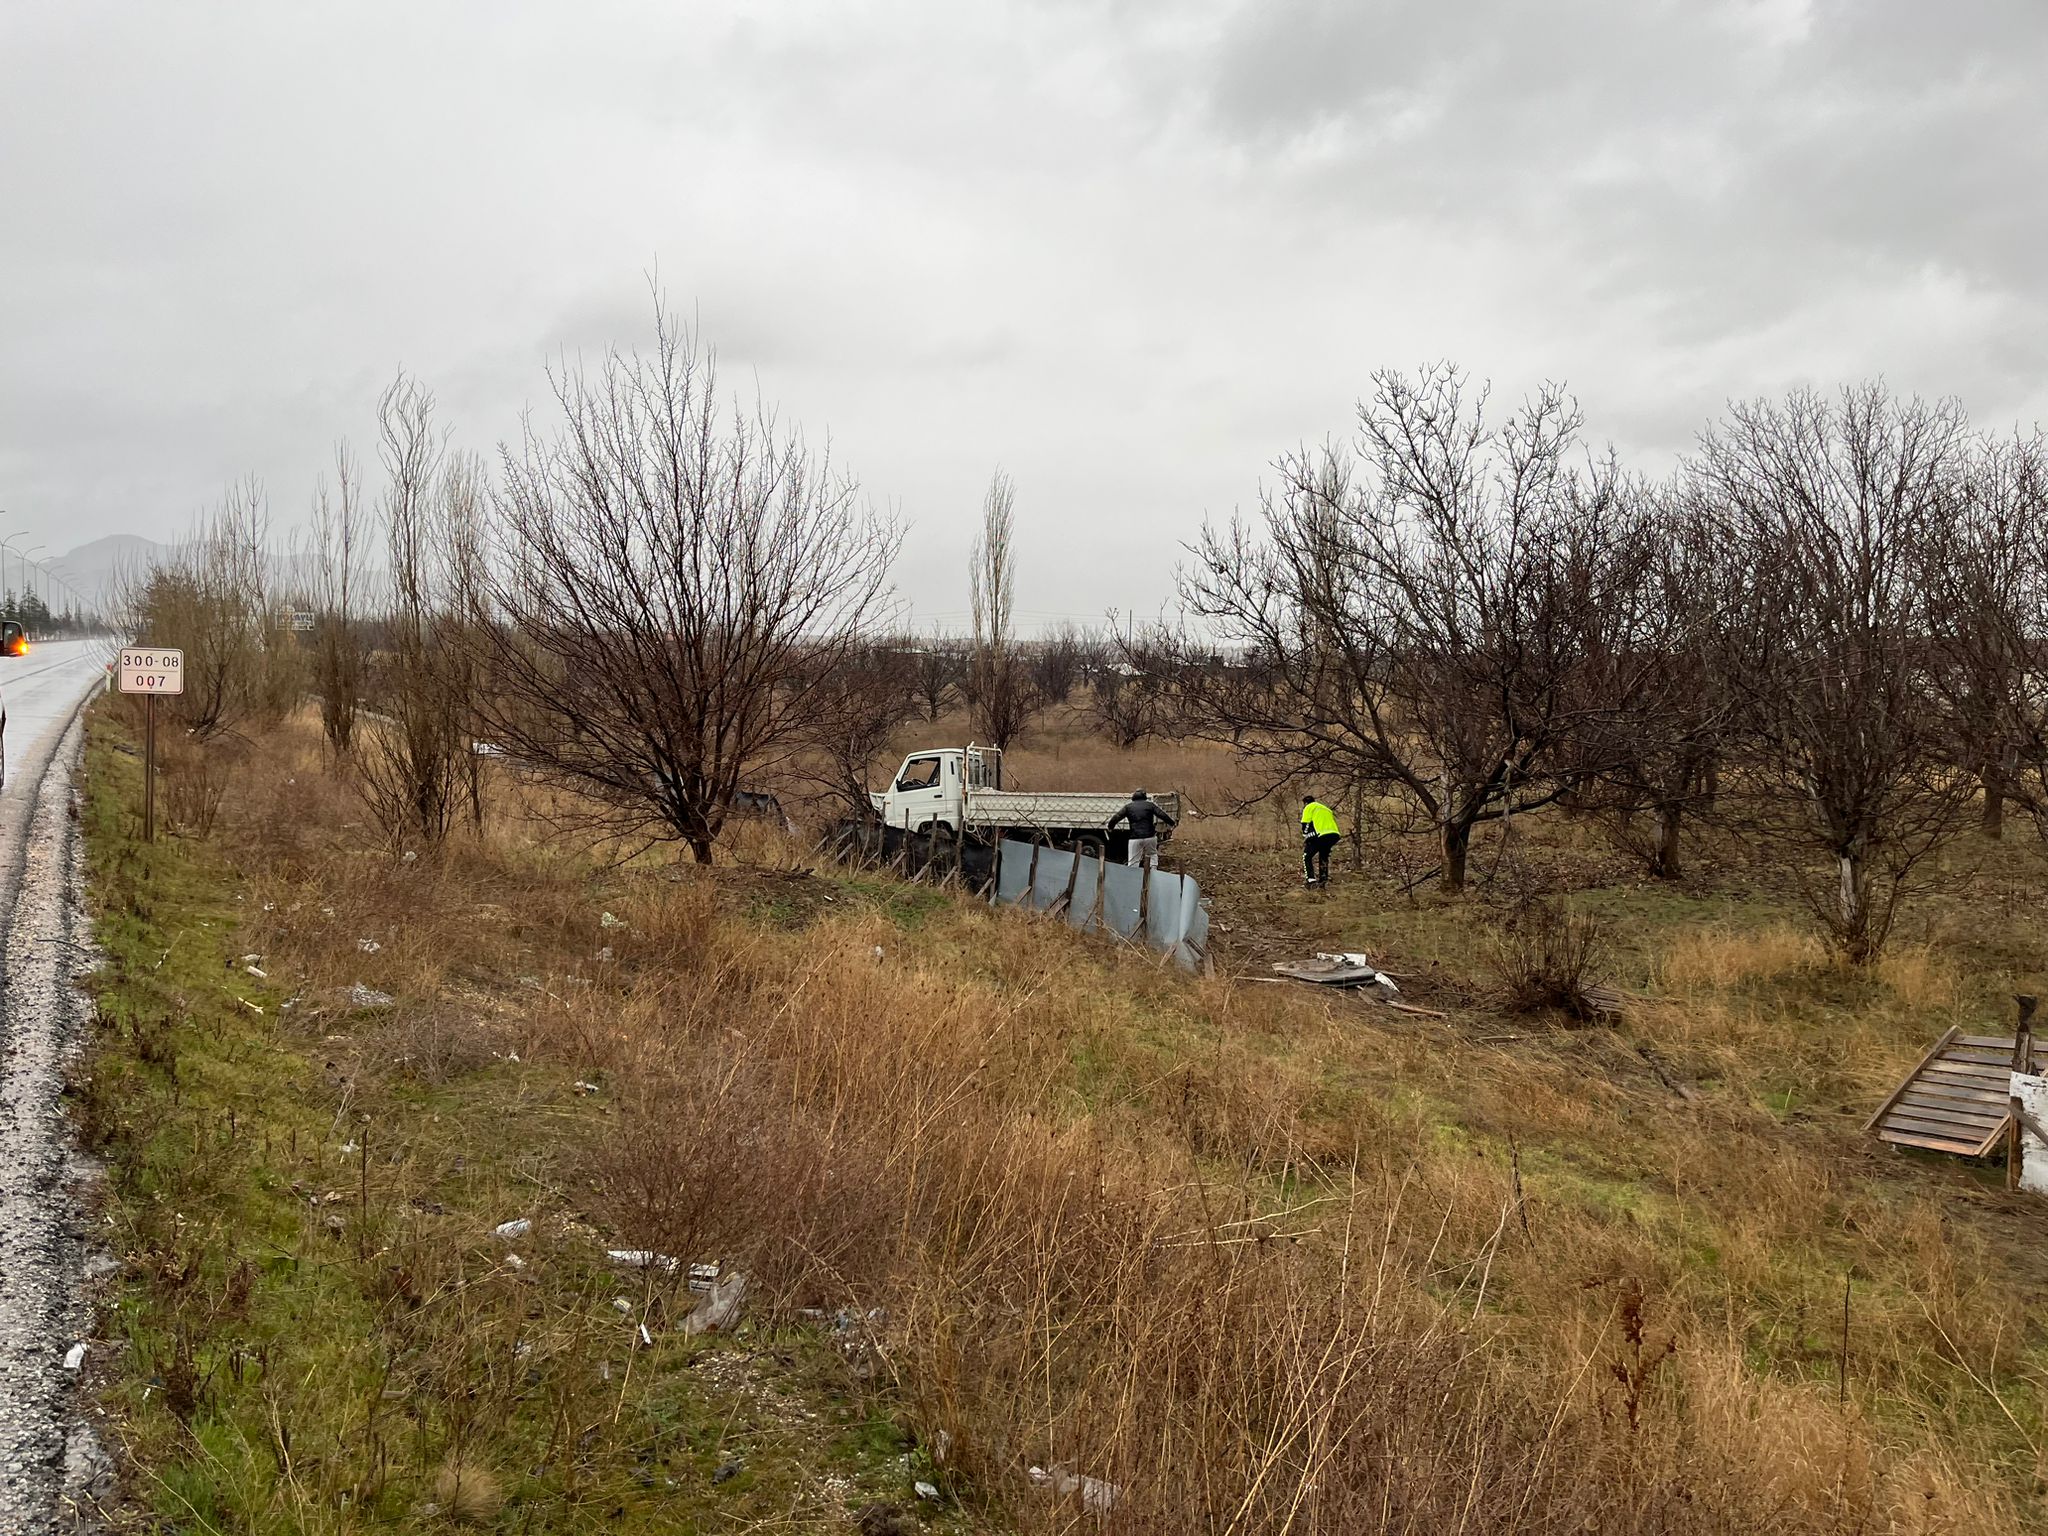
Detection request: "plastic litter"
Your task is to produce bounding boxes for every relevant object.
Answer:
[63,1343,87,1371]
[1269,953,1401,999]
[358,938,381,953]
[638,1322,653,1347]
[607,1249,680,1274]
[914,1481,940,1501]
[245,965,268,979]
[611,1298,633,1314]
[505,1253,526,1270]
[347,984,395,1010]
[600,911,627,930]
[493,1218,532,1239]
[1029,1464,1120,1514]
[682,1271,748,1336]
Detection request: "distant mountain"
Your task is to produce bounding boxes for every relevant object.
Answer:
[43,534,169,611]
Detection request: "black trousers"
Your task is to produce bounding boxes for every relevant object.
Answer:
[1303,831,1340,882]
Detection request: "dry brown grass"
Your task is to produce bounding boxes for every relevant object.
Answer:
[1657,922,1825,991]
[140,707,2048,1533]
[432,1459,505,1523]
[1877,943,1963,1013]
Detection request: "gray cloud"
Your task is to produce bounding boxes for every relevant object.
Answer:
[3,0,2044,623]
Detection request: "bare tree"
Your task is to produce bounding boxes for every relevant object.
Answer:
[1567,481,1732,879]
[803,638,919,812]
[968,470,1034,750]
[438,452,494,833]
[1029,621,1089,708]
[127,479,291,742]
[911,628,963,722]
[464,305,900,862]
[1090,623,1174,750]
[355,374,467,851]
[1695,383,1970,963]
[1921,428,2046,838]
[1175,365,1618,893]
[309,441,369,757]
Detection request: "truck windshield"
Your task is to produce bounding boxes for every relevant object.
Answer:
[896,756,942,790]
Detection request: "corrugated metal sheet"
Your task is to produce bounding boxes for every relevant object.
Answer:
[992,838,1208,972]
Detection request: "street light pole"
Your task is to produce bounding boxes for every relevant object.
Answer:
[0,534,26,612]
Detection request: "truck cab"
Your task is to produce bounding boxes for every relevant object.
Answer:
[873,746,1002,833]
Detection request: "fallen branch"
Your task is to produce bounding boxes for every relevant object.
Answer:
[1633,1042,1701,1103]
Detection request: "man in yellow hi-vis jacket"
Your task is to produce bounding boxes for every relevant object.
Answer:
[1300,795,1342,887]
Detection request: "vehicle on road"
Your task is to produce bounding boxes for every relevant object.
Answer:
[1,622,25,657]
[867,745,1179,864]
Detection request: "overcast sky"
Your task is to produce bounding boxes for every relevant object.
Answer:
[4,1,2044,627]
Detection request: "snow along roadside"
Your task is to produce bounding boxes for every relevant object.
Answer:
[0,693,115,1530]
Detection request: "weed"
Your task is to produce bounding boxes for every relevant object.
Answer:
[1488,899,1611,1020]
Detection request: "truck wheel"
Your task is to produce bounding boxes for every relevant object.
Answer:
[1076,835,1105,862]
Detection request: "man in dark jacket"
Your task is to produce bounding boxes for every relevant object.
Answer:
[1107,788,1176,868]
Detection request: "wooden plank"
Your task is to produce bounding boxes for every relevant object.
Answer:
[1892,1105,2007,1130]
[1895,1092,2007,1122]
[1863,1025,1960,1134]
[1886,1099,2003,1127]
[1890,1113,2005,1142]
[1904,1073,2010,1098]
[1882,1128,1996,1155]
[1915,1077,2010,1099]
[1881,1122,1992,1150]
[1917,1060,2009,1086]
[1884,1105,1998,1146]
[1882,1109,2005,1141]
[1940,1048,2021,1066]
[1955,1034,2019,1050]
[1892,1073,2007,1097]
[1901,1076,2010,1103]
[1921,1055,2007,1075]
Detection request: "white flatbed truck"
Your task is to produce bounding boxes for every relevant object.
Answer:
[869,745,1179,863]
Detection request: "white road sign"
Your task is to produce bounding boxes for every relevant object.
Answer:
[118,647,185,695]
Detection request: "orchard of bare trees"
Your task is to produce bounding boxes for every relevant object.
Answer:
[1171,365,2048,961]
[119,310,2048,963]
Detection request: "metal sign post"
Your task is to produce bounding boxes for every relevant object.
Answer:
[117,647,184,842]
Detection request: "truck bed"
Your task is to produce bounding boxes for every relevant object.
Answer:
[962,789,1181,830]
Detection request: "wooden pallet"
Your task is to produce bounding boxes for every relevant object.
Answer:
[1864,1027,2031,1157]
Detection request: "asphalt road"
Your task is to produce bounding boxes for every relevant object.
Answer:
[0,637,120,1529]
